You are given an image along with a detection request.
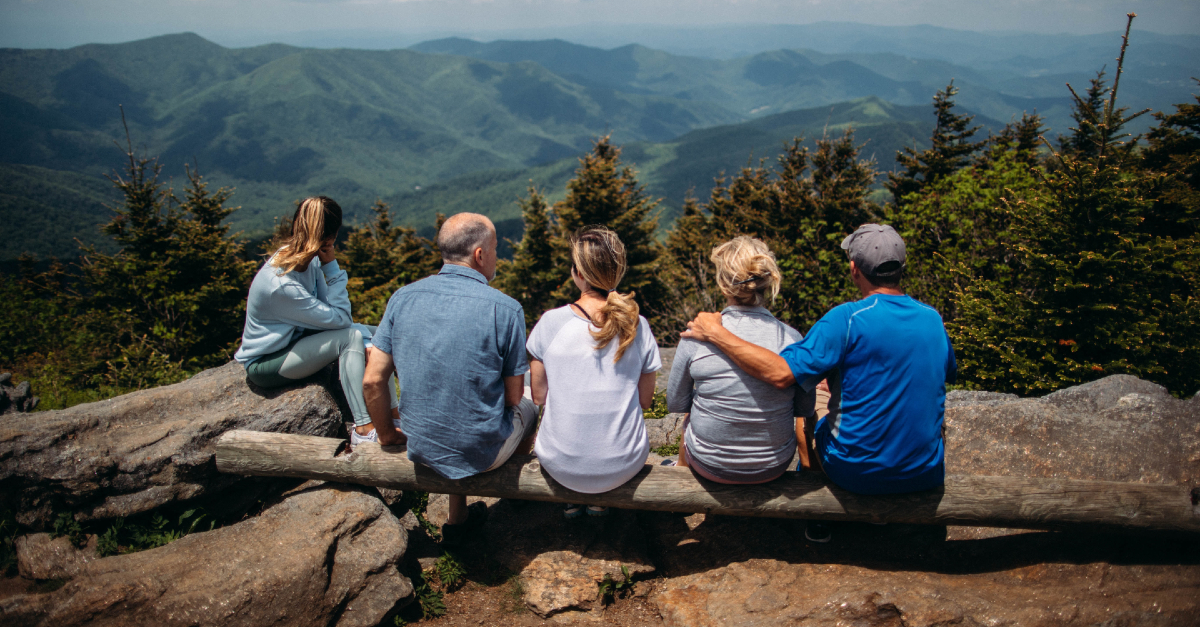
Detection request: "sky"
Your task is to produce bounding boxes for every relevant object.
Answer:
[1,0,1198,50]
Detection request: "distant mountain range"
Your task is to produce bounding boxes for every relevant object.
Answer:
[1,25,1196,262]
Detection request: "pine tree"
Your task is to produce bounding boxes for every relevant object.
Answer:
[550,136,663,309]
[886,81,985,207]
[951,15,1199,396]
[494,185,566,328]
[658,130,877,331]
[986,112,1047,168]
[340,200,441,325]
[1139,82,1200,238]
[80,125,255,386]
[893,143,1040,320]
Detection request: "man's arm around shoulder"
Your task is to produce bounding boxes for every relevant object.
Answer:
[681,312,795,390]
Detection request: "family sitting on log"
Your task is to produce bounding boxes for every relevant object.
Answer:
[234,197,955,545]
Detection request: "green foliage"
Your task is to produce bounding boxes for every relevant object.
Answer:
[395,491,441,541]
[652,435,681,457]
[341,200,442,325]
[642,389,669,420]
[658,129,878,332]
[503,572,529,614]
[886,81,986,207]
[891,143,1042,320]
[495,136,666,328]
[494,185,565,329]
[0,132,256,409]
[95,508,214,557]
[1140,81,1200,240]
[434,552,468,591]
[597,565,635,604]
[410,570,448,620]
[52,512,87,549]
[552,136,664,307]
[950,18,1200,396]
[80,139,256,378]
[1058,69,1141,161]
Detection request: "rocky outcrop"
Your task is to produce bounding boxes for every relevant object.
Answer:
[0,361,346,529]
[945,374,1200,484]
[654,556,1199,627]
[485,500,656,618]
[645,413,685,450]
[14,533,100,581]
[649,375,1200,626]
[0,373,39,414]
[1,481,412,627]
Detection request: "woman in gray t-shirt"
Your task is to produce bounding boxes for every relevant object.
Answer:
[667,236,815,484]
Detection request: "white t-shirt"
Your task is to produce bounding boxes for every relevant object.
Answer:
[526,305,661,494]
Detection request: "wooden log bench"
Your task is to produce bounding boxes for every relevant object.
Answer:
[215,429,1200,533]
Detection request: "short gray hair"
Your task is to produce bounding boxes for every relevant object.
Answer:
[438,213,493,263]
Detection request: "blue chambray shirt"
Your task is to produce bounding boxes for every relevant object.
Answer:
[373,264,529,479]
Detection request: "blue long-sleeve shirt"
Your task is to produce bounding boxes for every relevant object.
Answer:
[234,254,351,364]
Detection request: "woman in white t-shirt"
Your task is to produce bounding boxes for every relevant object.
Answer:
[526,226,661,518]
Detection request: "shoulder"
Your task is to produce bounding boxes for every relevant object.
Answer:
[485,285,524,313]
[535,305,574,325]
[907,296,946,321]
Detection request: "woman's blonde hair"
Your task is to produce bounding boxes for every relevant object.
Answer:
[711,236,782,308]
[270,196,342,274]
[570,226,639,362]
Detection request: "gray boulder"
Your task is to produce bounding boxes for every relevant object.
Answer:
[0,361,346,528]
[0,481,412,627]
[15,533,100,581]
[945,374,1200,484]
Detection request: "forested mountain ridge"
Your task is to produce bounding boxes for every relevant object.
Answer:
[2,26,1195,262]
[0,32,741,257]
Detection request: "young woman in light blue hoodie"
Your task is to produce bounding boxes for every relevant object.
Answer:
[234,196,399,446]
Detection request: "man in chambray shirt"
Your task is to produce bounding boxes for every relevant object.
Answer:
[362,212,537,544]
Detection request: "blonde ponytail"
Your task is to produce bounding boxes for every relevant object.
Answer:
[595,290,640,362]
[570,226,639,362]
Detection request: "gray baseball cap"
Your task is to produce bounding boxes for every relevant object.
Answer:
[840,224,906,278]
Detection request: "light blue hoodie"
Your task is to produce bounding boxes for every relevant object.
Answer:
[234,254,352,364]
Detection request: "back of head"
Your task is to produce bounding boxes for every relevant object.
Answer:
[711,236,781,308]
[271,196,342,274]
[438,213,494,265]
[571,226,639,362]
[840,223,906,288]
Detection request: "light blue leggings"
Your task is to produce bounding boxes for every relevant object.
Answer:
[245,326,398,426]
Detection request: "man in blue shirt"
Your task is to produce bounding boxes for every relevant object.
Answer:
[681,224,956,542]
[362,212,537,544]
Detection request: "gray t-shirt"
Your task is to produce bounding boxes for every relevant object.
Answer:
[527,305,661,493]
[667,305,814,482]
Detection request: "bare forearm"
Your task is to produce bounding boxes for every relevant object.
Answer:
[363,379,395,432]
[705,326,795,389]
[504,375,524,407]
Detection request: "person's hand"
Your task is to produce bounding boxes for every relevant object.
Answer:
[817,379,830,394]
[377,427,407,447]
[680,312,724,342]
[317,240,336,265]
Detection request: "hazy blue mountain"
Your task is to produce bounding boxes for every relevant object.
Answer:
[379,96,947,235]
[411,34,1193,138]
[0,32,744,247]
[3,27,1195,263]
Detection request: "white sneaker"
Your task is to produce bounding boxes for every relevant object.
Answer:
[350,419,402,448]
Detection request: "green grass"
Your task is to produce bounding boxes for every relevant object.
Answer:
[642,389,669,420]
[652,435,681,457]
